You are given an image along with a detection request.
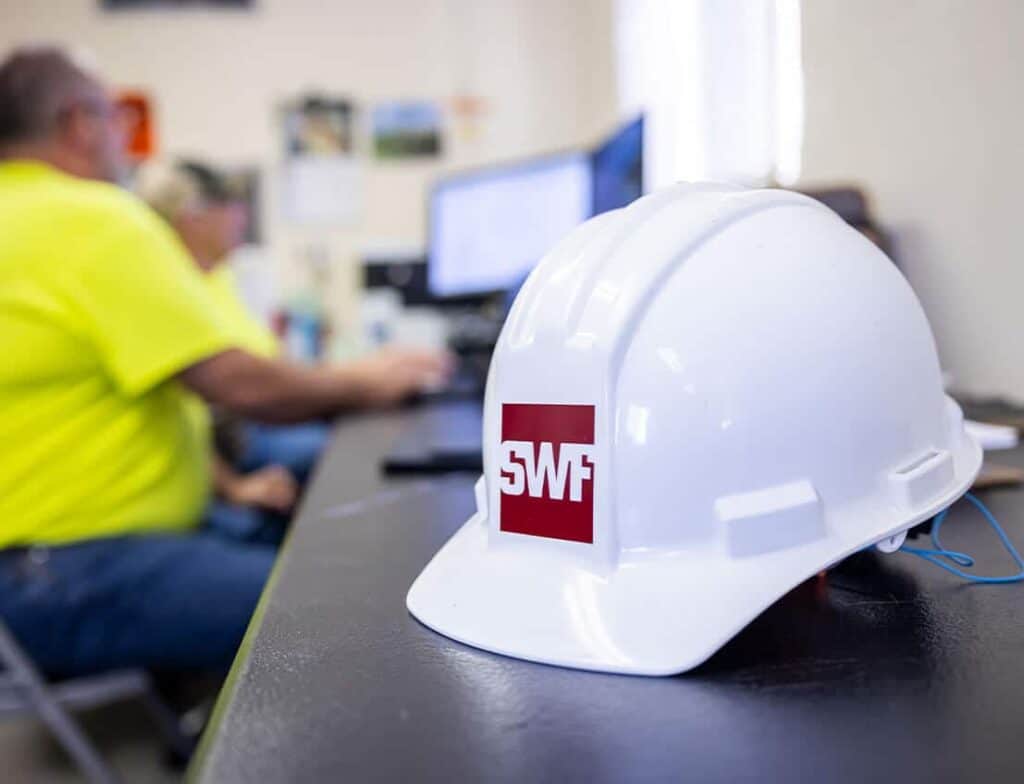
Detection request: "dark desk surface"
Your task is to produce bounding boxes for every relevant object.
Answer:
[190,404,1024,783]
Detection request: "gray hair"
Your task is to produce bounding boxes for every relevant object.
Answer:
[135,160,205,222]
[0,46,106,146]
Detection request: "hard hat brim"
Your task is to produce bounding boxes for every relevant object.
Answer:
[407,435,981,676]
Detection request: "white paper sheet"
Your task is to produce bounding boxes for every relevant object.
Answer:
[965,420,1020,451]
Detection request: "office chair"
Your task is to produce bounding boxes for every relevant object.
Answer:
[798,185,896,261]
[0,619,192,784]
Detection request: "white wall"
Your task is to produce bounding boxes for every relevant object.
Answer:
[18,1,1017,397]
[0,0,617,333]
[800,0,1024,401]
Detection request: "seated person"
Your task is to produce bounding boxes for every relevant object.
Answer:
[135,159,329,487]
[0,47,450,677]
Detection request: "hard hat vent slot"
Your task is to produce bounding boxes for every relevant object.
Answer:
[895,451,941,475]
[714,480,824,558]
[889,449,953,510]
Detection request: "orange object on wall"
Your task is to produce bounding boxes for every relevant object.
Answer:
[116,91,157,160]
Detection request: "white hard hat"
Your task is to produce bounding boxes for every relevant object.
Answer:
[407,183,981,676]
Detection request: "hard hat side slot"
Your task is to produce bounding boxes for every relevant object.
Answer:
[889,449,954,510]
[713,479,824,558]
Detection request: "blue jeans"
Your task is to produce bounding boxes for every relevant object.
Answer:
[0,424,329,678]
[204,499,288,548]
[239,421,330,484]
[0,530,275,677]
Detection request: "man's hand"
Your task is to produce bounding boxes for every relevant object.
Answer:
[225,465,299,513]
[340,347,455,407]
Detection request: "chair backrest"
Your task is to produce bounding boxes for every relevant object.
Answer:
[799,187,871,227]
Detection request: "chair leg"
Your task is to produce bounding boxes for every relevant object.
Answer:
[137,674,196,762]
[24,688,122,784]
[0,623,121,784]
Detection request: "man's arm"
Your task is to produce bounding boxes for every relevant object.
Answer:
[180,347,451,424]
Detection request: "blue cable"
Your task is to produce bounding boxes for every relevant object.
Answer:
[899,492,1024,584]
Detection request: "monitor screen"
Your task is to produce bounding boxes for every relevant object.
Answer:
[591,115,644,216]
[428,152,592,298]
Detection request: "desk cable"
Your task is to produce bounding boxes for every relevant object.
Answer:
[899,493,1024,584]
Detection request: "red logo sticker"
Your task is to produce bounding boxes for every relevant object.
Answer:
[498,403,595,544]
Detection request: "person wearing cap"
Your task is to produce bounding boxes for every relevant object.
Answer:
[135,159,330,486]
[0,46,450,676]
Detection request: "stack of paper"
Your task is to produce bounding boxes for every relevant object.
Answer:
[965,420,1020,451]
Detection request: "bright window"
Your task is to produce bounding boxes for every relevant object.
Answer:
[615,0,804,189]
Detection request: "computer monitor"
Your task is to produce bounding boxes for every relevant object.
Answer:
[427,116,644,299]
[427,152,592,299]
[591,114,644,216]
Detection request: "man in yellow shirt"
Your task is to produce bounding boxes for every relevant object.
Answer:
[0,47,449,675]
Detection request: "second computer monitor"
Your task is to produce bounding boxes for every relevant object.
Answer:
[428,151,592,299]
[592,115,644,216]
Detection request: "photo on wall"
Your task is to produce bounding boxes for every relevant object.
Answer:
[372,101,443,160]
[283,96,355,158]
[115,90,157,162]
[102,0,253,9]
